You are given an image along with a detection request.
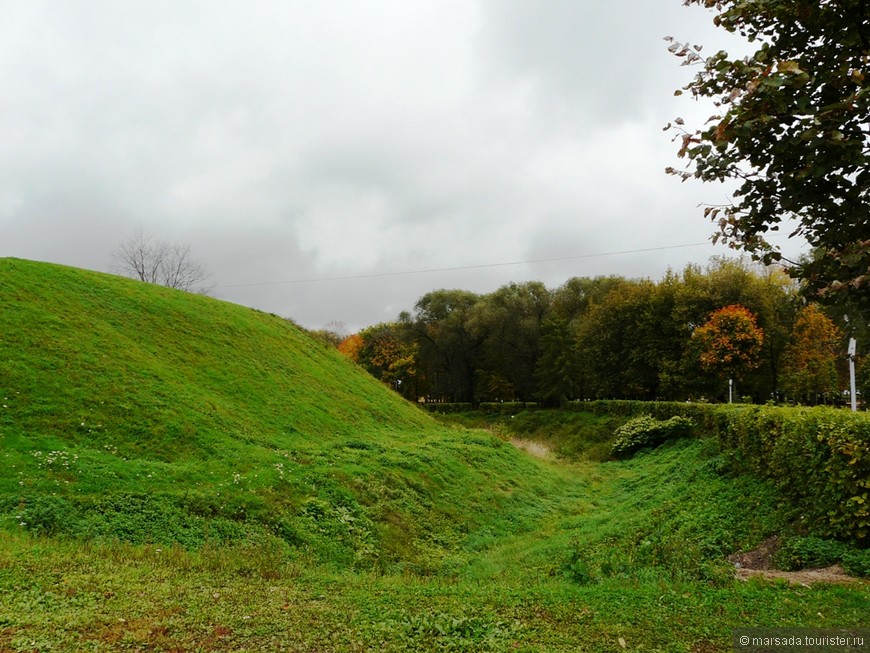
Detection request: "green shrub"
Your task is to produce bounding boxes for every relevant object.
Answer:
[19,496,76,536]
[841,549,870,577]
[561,538,595,584]
[773,536,870,578]
[76,494,202,546]
[610,415,694,459]
[610,415,660,458]
[774,536,847,571]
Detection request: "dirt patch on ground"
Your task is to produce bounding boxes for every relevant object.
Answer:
[509,438,552,460]
[728,536,861,585]
[733,564,858,585]
[728,535,781,571]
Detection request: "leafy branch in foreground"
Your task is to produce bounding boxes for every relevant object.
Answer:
[666,1,870,310]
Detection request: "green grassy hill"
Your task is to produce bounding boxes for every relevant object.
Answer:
[0,257,571,567]
[0,258,866,652]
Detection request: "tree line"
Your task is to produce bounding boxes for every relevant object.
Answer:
[329,258,869,406]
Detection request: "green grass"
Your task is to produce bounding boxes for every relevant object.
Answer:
[436,409,625,461]
[1,258,556,566]
[1,437,866,652]
[0,258,867,652]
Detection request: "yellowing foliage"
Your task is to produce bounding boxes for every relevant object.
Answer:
[693,304,764,380]
[781,304,843,400]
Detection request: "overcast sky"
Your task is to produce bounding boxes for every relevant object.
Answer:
[0,1,807,331]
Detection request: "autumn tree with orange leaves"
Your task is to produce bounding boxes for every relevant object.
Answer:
[337,333,363,362]
[340,324,422,400]
[781,304,843,403]
[693,305,764,397]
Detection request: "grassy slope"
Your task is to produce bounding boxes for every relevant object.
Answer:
[0,258,867,652]
[0,258,578,565]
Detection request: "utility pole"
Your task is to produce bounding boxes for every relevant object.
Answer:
[848,337,857,412]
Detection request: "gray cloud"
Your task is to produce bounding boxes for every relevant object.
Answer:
[0,1,795,331]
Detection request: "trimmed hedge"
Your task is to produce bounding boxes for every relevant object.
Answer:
[712,405,869,542]
[422,402,537,415]
[587,401,870,542]
[421,402,474,414]
[478,402,538,414]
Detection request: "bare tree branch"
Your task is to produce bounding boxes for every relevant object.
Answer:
[112,230,211,293]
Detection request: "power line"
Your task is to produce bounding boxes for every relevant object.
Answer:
[215,240,714,289]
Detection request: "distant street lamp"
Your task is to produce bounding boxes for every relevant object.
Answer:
[848,338,857,412]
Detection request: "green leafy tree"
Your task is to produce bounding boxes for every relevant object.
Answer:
[354,323,421,400]
[551,276,625,325]
[667,1,870,309]
[401,290,486,403]
[857,355,870,404]
[576,280,661,399]
[534,316,581,407]
[473,282,551,402]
